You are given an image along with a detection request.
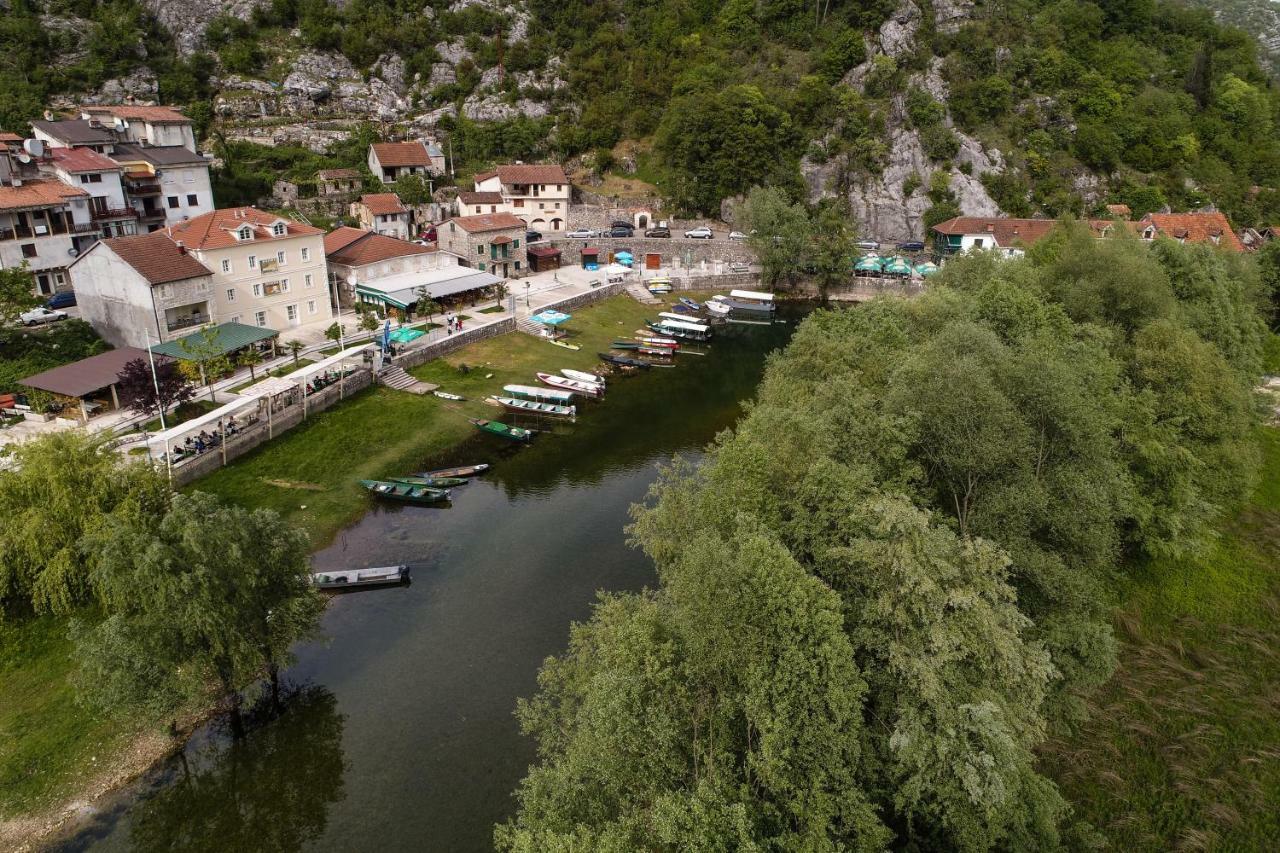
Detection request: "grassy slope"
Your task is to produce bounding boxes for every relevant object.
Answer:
[1042,427,1280,850]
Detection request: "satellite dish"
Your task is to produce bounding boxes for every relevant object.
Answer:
[23,139,44,158]
[16,153,31,164]
[68,247,79,257]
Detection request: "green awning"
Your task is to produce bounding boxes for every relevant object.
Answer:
[355,285,412,310]
[150,322,278,359]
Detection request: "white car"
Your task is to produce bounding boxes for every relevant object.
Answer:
[727,230,747,241]
[20,307,68,326]
[684,226,713,239]
[565,228,596,239]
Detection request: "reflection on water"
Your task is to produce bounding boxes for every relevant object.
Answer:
[64,310,800,852]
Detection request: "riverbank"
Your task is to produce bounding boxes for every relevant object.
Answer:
[0,292,698,849]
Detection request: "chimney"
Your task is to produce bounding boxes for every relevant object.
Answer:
[176,240,186,254]
[986,223,994,232]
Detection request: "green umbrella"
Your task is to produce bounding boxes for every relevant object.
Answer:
[883,257,913,276]
[855,255,884,272]
[914,261,939,277]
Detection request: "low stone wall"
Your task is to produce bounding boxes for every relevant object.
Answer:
[667,272,762,292]
[534,281,627,313]
[549,235,757,268]
[393,317,517,370]
[169,368,374,486]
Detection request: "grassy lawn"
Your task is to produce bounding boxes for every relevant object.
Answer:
[478,304,507,314]
[0,614,142,820]
[143,399,220,433]
[193,294,663,547]
[1041,427,1280,849]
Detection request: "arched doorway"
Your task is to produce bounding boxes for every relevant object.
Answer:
[550,217,563,230]
[531,218,547,231]
[635,213,649,229]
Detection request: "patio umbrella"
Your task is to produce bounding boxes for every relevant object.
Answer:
[883,257,913,276]
[614,251,634,267]
[914,261,939,277]
[854,255,884,273]
[531,310,572,326]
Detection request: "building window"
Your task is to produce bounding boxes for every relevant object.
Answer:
[301,247,310,262]
[513,239,520,249]
[287,304,298,321]
[252,283,262,297]
[281,279,290,292]
[186,194,197,206]
[248,255,257,269]
[477,245,485,255]
[226,288,235,302]
[255,311,266,327]
[554,203,560,209]
[304,273,313,288]
[515,261,521,270]
[221,259,231,273]
[478,262,485,271]
[277,250,286,265]
[307,299,317,315]
[238,226,252,240]
[79,174,102,184]
[230,314,241,324]
[272,223,286,236]
[513,199,524,208]
[167,196,179,209]
[21,243,36,258]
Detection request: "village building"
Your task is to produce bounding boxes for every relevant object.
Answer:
[110,143,215,228]
[67,230,216,348]
[324,225,487,314]
[161,207,335,332]
[18,346,168,422]
[1135,211,1244,252]
[438,212,528,280]
[45,147,135,239]
[473,164,571,234]
[0,177,92,297]
[351,193,412,240]
[30,119,117,154]
[456,190,503,217]
[78,105,198,152]
[317,168,361,198]
[368,141,444,183]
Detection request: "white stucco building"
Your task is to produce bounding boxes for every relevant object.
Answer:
[472,164,571,234]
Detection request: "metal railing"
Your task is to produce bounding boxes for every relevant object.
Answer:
[91,207,138,221]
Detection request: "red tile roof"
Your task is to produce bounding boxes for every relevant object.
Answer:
[323,226,368,256]
[325,228,434,267]
[1138,212,1244,252]
[0,179,88,211]
[0,131,22,143]
[166,207,324,250]
[488,164,568,185]
[359,193,407,216]
[370,142,432,168]
[458,190,503,205]
[81,105,189,124]
[50,146,121,173]
[1106,203,1132,218]
[931,216,1118,247]
[446,212,526,234]
[96,231,213,284]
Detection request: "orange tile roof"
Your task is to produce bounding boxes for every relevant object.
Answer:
[1106,203,1131,218]
[458,190,503,205]
[49,146,121,173]
[323,226,368,256]
[96,231,212,284]
[81,105,189,124]
[0,179,88,211]
[493,164,568,185]
[446,212,526,234]
[325,229,434,267]
[0,131,22,143]
[1138,212,1243,252]
[165,207,324,251]
[371,142,432,168]
[359,193,407,216]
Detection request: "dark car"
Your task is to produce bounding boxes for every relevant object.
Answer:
[610,220,633,230]
[645,227,671,238]
[45,290,76,309]
[609,225,634,238]
[897,241,926,252]
[526,230,543,243]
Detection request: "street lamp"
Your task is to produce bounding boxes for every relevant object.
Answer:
[525,281,531,307]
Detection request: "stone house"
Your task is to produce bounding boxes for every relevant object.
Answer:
[351,193,412,240]
[438,212,527,279]
[473,163,570,234]
[368,141,444,183]
[317,168,361,198]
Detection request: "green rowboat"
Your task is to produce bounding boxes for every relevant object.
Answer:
[360,479,452,503]
[388,475,469,487]
[470,418,534,442]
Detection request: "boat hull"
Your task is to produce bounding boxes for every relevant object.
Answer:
[312,565,409,589]
[561,368,606,386]
[361,479,452,503]
[599,352,652,369]
[389,476,468,487]
[536,372,604,397]
[470,418,534,442]
[416,464,489,478]
[490,396,576,418]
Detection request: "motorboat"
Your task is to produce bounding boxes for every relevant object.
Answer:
[312,565,409,590]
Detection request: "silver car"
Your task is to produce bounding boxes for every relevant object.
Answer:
[20,306,68,326]
[684,226,713,239]
[565,228,596,239]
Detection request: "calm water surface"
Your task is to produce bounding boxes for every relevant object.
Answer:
[58,311,797,853]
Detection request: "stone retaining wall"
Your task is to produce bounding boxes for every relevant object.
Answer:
[827,279,926,301]
[534,281,627,313]
[393,317,517,370]
[169,368,374,486]
[549,235,757,268]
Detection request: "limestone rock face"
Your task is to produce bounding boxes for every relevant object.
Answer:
[931,0,975,34]
[87,70,160,104]
[461,94,550,122]
[879,1,921,59]
[141,0,267,55]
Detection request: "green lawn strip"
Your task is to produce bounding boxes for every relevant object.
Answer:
[477,305,507,314]
[1041,427,1280,849]
[0,614,141,818]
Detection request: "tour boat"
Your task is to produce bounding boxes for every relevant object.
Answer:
[388,475,469,487]
[414,464,489,478]
[599,352,652,369]
[646,321,711,341]
[470,418,534,442]
[433,391,465,401]
[489,395,577,418]
[561,368,606,386]
[536,372,604,397]
[360,479,451,503]
[658,311,709,328]
[719,289,776,312]
[311,565,409,590]
[505,383,575,403]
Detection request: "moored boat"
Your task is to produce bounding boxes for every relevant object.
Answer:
[312,565,409,590]
[549,339,581,350]
[388,475,468,487]
[536,372,604,397]
[658,311,709,328]
[704,299,731,316]
[489,395,577,418]
[635,336,678,349]
[505,383,575,403]
[599,352,652,369]
[360,479,452,503]
[416,463,489,478]
[433,391,465,401]
[647,277,673,293]
[678,296,702,310]
[647,320,711,341]
[470,418,534,442]
[610,340,641,350]
[562,368,606,386]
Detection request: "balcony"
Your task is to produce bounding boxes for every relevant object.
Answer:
[71,221,100,234]
[137,208,165,223]
[124,177,161,197]
[165,311,210,332]
[92,207,138,222]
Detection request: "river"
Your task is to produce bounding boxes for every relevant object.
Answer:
[55,310,798,853]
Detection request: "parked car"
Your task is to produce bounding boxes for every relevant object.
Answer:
[526,229,543,243]
[21,306,68,326]
[610,220,633,230]
[645,227,671,238]
[896,240,926,251]
[855,240,880,251]
[727,230,747,241]
[684,226,713,239]
[566,228,596,239]
[45,290,77,309]
[609,225,634,237]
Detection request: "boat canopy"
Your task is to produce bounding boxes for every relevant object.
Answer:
[656,318,711,333]
[658,311,708,327]
[728,289,774,302]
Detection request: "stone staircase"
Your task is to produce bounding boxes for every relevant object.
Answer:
[378,366,437,395]
[625,283,661,304]
[516,317,544,336]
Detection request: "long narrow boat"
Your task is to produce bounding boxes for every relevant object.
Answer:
[678,296,702,310]
[415,464,489,478]
[647,321,711,341]
[724,289,777,312]
[388,475,468,487]
[470,418,534,442]
[433,390,465,401]
[562,368,606,386]
[312,565,409,590]
[632,332,680,347]
[360,479,452,503]
[638,346,674,357]
[611,340,642,350]
[505,383,575,403]
[599,352,652,369]
[549,339,581,351]
[489,395,577,418]
[658,311,709,329]
[536,372,604,397]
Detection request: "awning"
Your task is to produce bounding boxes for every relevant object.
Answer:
[581,247,600,255]
[354,266,502,305]
[20,346,159,398]
[356,284,412,309]
[527,245,562,258]
[150,322,278,359]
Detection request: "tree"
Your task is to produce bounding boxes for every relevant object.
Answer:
[115,357,196,421]
[359,311,380,333]
[77,492,324,734]
[740,186,811,289]
[237,346,263,381]
[0,432,169,617]
[324,321,345,344]
[809,200,856,299]
[0,264,40,326]
[393,173,431,205]
[287,339,305,366]
[413,287,442,322]
[177,327,233,403]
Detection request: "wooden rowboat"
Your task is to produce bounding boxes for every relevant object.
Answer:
[489,395,576,418]
[433,391,465,401]
[360,479,452,503]
[416,464,490,478]
[536,372,604,397]
[470,418,534,442]
[599,352,652,369]
[389,475,468,487]
[562,368,606,386]
[312,565,409,590]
